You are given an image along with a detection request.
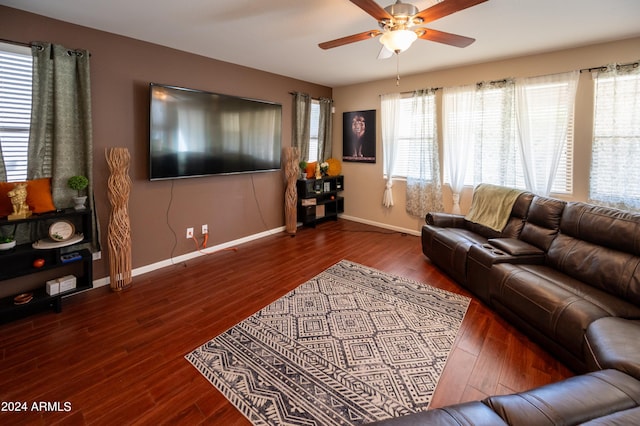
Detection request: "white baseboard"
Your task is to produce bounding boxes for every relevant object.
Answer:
[92,217,419,289]
[92,225,286,288]
[339,215,422,237]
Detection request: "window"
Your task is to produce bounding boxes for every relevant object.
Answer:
[589,66,640,210]
[470,83,519,187]
[443,78,574,194]
[307,99,320,163]
[0,43,32,182]
[516,76,576,195]
[385,94,437,178]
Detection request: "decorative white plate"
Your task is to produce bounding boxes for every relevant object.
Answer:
[49,220,75,241]
[33,233,84,249]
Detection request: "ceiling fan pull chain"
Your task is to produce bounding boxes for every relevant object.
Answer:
[396,52,401,86]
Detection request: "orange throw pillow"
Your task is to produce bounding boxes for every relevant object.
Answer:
[0,178,56,217]
[305,162,317,179]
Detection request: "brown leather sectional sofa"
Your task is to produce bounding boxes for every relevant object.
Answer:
[372,187,640,425]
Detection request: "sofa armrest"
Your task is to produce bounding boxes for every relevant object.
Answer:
[365,401,507,426]
[426,212,466,228]
[585,317,640,380]
[487,238,544,256]
[468,243,545,268]
[485,370,640,425]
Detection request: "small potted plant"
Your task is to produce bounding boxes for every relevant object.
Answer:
[0,235,16,251]
[299,161,308,179]
[68,175,89,210]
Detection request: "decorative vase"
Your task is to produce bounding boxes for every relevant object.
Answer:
[73,196,87,210]
[283,147,300,235]
[106,147,133,291]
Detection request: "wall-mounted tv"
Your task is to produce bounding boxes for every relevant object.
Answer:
[149,83,282,180]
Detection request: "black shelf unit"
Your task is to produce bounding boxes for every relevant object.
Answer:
[297,175,344,227]
[0,209,93,323]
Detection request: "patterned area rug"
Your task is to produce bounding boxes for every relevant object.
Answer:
[186,260,470,425]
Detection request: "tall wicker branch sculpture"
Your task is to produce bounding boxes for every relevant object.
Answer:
[106,147,132,291]
[283,146,300,234]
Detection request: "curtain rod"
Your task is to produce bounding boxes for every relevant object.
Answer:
[0,37,91,56]
[288,92,333,101]
[580,60,639,73]
[380,87,442,97]
[0,37,42,50]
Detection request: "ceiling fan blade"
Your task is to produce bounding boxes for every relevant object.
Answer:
[415,0,488,25]
[319,30,382,50]
[377,46,394,59]
[416,28,475,47]
[349,0,393,21]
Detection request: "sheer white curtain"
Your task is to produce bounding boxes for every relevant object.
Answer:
[589,63,640,211]
[473,80,518,187]
[381,93,401,207]
[405,89,443,217]
[443,85,475,213]
[515,71,579,196]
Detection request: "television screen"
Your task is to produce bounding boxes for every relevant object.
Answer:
[149,83,282,180]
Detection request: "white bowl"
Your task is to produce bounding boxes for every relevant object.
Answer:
[0,240,16,251]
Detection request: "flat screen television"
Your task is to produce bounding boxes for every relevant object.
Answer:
[149,83,282,180]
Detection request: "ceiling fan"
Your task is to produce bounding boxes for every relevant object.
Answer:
[319,0,488,58]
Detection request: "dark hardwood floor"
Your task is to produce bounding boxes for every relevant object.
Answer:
[0,219,572,425]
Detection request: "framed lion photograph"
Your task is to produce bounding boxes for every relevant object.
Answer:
[343,110,376,163]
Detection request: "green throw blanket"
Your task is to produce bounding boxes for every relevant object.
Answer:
[465,184,524,232]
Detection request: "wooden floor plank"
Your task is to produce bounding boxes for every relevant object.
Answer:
[0,219,572,425]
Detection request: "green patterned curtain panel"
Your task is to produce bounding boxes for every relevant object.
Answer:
[28,42,99,251]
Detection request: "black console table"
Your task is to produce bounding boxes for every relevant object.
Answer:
[297,175,344,227]
[0,209,93,323]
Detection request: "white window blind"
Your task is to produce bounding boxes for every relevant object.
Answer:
[0,43,32,182]
[388,94,437,178]
[589,66,640,210]
[307,100,320,163]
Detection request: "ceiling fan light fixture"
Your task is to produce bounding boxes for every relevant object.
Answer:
[379,29,417,53]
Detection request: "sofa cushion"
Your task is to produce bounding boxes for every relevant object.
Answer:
[485,369,640,425]
[581,406,640,425]
[464,191,533,239]
[560,202,640,256]
[519,195,566,251]
[545,202,640,304]
[465,184,526,232]
[490,263,640,358]
[585,317,640,380]
[547,233,640,305]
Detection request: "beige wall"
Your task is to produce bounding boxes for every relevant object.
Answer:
[332,36,640,235]
[0,6,332,281]
[1,5,638,282]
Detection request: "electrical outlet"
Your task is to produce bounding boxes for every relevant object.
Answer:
[202,224,208,235]
[186,227,194,239]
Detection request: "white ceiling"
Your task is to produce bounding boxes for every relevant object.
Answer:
[2,0,639,87]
